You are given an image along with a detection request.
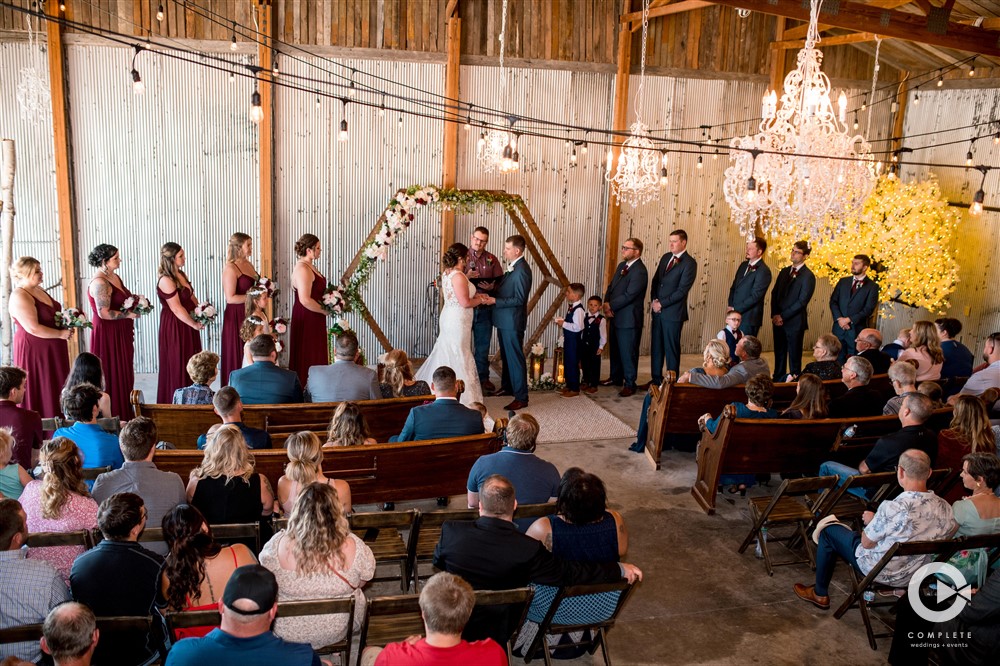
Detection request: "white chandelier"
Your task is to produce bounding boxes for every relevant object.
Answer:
[723,0,876,241]
[16,13,51,126]
[477,0,519,174]
[606,0,661,208]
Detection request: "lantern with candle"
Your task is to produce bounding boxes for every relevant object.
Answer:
[528,343,546,383]
[553,340,565,385]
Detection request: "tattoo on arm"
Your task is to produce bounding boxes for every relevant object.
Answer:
[93,281,127,319]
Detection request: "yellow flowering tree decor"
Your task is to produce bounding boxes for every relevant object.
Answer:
[767,175,961,315]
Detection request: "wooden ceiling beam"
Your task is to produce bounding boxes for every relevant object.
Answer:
[781,0,924,40]
[620,0,713,29]
[708,0,1000,57]
[772,31,889,49]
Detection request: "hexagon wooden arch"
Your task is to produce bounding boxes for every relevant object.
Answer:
[340,189,570,362]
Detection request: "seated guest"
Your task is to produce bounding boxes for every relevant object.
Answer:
[0,366,43,471]
[828,356,883,418]
[947,453,1000,592]
[163,565,320,666]
[954,332,1000,400]
[936,317,975,380]
[677,335,769,389]
[160,503,258,640]
[881,328,910,360]
[91,417,186,556]
[173,351,219,405]
[779,373,828,420]
[798,334,843,381]
[54,383,124,478]
[40,602,99,666]
[855,328,891,375]
[379,349,430,398]
[467,413,560,530]
[918,380,945,408]
[61,352,112,419]
[716,311,743,367]
[938,396,998,503]
[0,499,70,665]
[360,572,506,666]
[70,493,165,665]
[259,482,374,652]
[898,320,945,381]
[325,402,376,447]
[469,402,494,433]
[0,428,32,499]
[884,360,919,416]
[305,331,379,403]
[187,425,275,528]
[277,431,352,516]
[390,366,483,442]
[20,438,98,581]
[196,387,271,450]
[793,449,956,610]
[228,334,303,405]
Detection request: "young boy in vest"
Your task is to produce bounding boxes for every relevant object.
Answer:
[580,294,607,394]
[553,283,587,398]
[717,311,743,367]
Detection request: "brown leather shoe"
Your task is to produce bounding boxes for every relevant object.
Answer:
[599,378,619,387]
[489,388,513,397]
[618,386,635,397]
[793,584,830,610]
[583,386,598,394]
[503,400,528,411]
[481,380,497,393]
[560,390,580,398]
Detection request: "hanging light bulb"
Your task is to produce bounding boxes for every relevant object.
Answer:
[477,132,485,152]
[131,69,145,95]
[605,147,613,173]
[338,119,348,142]
[887,165,896,181]
[660,167,668,187]
[966,151,974,167]
[564,135,571,149]
[696,155,703,170]
[861,94,867,111]
[745,176,757,202]
[713,148,719,161]
[581,142,588,155]
[570,148,577,164]
[969,59,976,77]
[994,132,1000,145]
[937,74,943,87]
[231,22,238,51]
[397,116,403,128]
[501,143,513,172]
[59,2,66,11]
[348,81,356,98]
[837,91,847,123]
[157,4,164,21]
[913,92,919,105]
[249,89,263,123]
[660,151,668,168]
[971,189,985,216]
[315,96,320,109]
[272,54,279,77]
[853,112,859,131]
[464,115,471,131]
[229,71,235,83]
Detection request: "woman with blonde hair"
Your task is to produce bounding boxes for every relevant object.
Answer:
[700,340,731,377]
[259,482,375,652]
[0,427,32,499]
[221,232,260,386]
[325,402,376,447]
[19,438,98,580]
[938,395,998,503]
[156,242,204,403]
[898,319,945,381]
[187,424,275,527]
[9,256,71,418]
[277,431,352,515]
[379,349,430,398]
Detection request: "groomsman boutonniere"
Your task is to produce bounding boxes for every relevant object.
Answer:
[748,263,758,273]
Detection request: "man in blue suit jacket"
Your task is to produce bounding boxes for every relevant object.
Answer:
[727,236,772,336]
[829,254,879,363]
[390,366,484,442]
[649,230,697,386]
[602,238,649,396]
[228,334,303,405]
[487,235,532,411]
[770,240,817,381]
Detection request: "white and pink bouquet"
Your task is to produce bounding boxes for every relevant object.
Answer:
[191,301,218,326]
[330,317,351,336]
[269,317,288,335]
[322,284,346,316]
[121,294,153,316]
[54,308,92,330]
[256,276,278,297]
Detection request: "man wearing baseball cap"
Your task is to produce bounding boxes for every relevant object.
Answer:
[165,564,322,666]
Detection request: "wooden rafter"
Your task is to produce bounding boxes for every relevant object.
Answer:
[621,0,712,30]
[771,31,889,49]
[781,0,926,40]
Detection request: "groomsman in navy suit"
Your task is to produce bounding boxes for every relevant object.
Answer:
[649,231,697,386]
[727,236,772,336]
[829,254,879,364]
[770,240,817,381]
[487,235,532,411]
[601,238,649,397]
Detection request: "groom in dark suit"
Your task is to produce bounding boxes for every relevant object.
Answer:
[649,230,696,385]
[602,238,649,396]
[727,236,772,336]
[489,235,532,411]
[771,240,817,381]
[829,253,879,363]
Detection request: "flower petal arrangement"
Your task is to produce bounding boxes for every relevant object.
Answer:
[121,295,154,316]
[270,317,288,335]
[191,302,218,326]
[321,284,347,316]
[54,308,92,330]
[256,276,278,297]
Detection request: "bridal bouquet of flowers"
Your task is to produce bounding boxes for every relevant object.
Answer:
[330,317,351,336]
[191,302,218,326]
[256,276,278,297]
[322,284,346,316]
[120,294,154,316]
[269,317,288,334]
[54,308,92,330]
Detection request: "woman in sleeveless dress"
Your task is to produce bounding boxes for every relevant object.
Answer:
[276,431,352,515]
[156,243,205,403]
[87,244,139,419]
[221,233,259,386]
[414,243,486,406]
[289,234,329,387]
[9,257,72,419]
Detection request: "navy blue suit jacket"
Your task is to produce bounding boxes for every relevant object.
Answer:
[228,361,304,405]
[390,398,484,442]
[493,260,532,332]
[650,253,696,322]
[829,276,878,329]
[770,264,816,331]
[605,259,649,329]
[728,260,772,328]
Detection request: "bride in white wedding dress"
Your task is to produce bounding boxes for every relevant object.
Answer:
[415,243,486,406]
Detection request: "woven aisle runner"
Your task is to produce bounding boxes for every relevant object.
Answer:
[483,392,637,444]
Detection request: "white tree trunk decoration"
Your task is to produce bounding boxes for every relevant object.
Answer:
[0,140,15,366]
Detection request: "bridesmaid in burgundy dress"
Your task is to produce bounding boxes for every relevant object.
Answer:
[8,257,72,418]
[221,232,258,386]
[289,233,329,387]
[156,243,205,403]
[87,244,139,420]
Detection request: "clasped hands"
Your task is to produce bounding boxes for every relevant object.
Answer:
[476,294,495,306]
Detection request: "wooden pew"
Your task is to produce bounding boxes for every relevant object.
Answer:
[131,390,432,449]
[691,406,952,515]
[643,372,892,470]
[153,432,501,505]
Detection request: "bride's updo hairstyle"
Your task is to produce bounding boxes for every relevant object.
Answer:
[294,234,320,258]
[442,242,468,269]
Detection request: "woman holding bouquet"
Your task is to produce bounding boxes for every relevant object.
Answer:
[87,244,139,419]
[289,234,328,386]
[9,257,71,418]
[156,243,204,403]
[221,233,259,386]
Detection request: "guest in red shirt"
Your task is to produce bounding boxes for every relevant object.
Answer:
[0,366,43,470]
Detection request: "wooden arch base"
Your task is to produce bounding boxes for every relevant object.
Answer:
[340,189,570,364]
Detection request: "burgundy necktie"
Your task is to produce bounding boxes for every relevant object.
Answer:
[665,256,677,273]
[851,279,862,295]
[791,267,799,278]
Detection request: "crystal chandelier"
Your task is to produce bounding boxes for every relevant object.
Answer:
[723,0,876,241]
[477,0,519,174]
[16,13,51,126]
[606,0,660,208]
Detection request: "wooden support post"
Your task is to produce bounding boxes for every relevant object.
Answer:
[46,2,80,358]
[257,1,275,284]
[890,71,909,166]
[441,15,461,256]
[603,0,632,289]
[769,17,787,96]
